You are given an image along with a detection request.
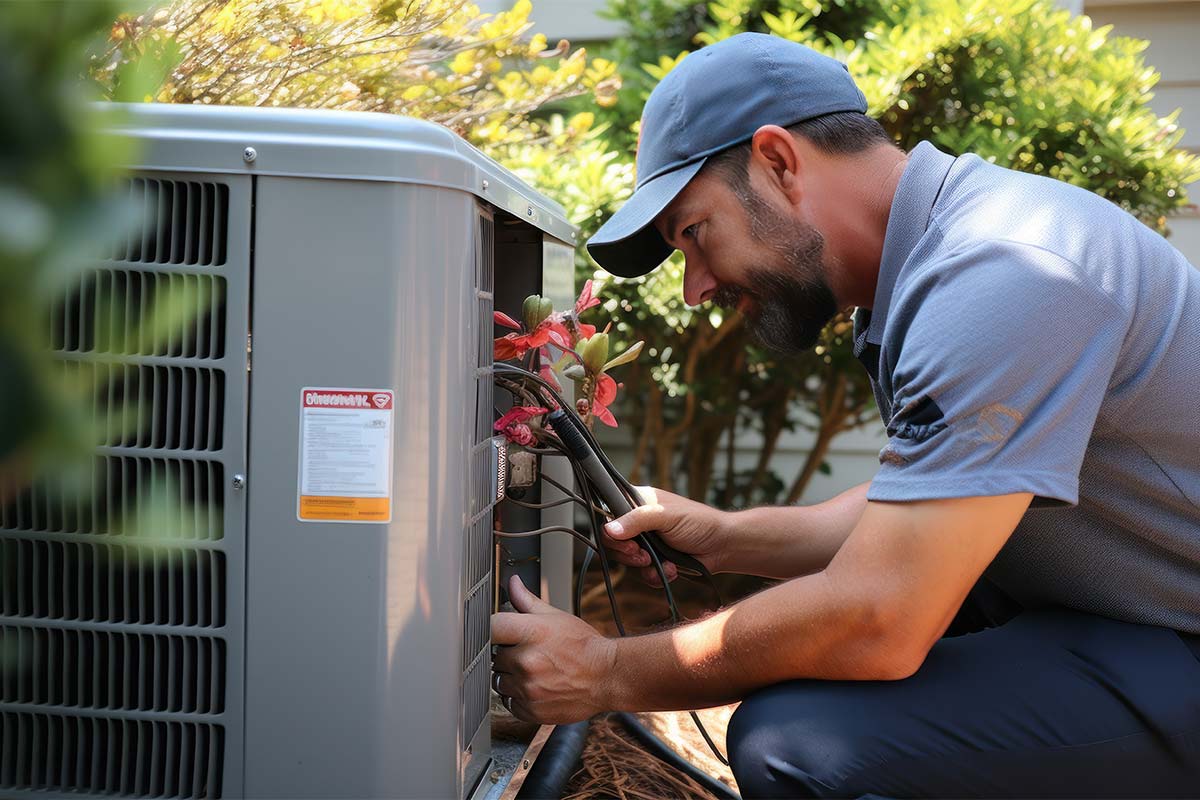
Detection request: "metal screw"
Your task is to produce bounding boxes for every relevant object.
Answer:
[242,147,257,163]
[482,179,490,191]
[571,231,577,240]
[526,206,534,217]
[232,474,246,490]
[521,759,531,770]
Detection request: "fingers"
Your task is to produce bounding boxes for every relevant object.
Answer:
[492,645,516,674]
[602,505,671,571]
[492,670,521,700]
[506,699,536,723]
[603,502,667,542]
[603,534,653,568]
[491,611,539,646]
[507,575,557,615]
[639,560,678,587]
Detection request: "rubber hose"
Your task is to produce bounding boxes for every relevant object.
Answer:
[516,720,590,800]
[612,712,742,800]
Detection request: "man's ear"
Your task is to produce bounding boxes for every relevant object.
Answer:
[750,125,804,205]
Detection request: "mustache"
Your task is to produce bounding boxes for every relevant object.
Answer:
[713,283,747,309]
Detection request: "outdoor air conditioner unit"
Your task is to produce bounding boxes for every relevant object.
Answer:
[0,103,578,799]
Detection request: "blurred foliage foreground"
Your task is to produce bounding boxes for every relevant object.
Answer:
[4,0,1198,516]
[2,0,623,486]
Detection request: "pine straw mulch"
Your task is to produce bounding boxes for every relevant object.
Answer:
[563,709,737,800]
[559,562,764,799]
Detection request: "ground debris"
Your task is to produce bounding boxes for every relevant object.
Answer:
[563,711,738,800]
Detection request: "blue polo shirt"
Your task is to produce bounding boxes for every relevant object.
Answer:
[854,141,1200,634]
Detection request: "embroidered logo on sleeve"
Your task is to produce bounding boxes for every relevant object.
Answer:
[967,403,1023,443]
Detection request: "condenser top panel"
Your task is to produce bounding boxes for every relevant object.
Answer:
[100,103,578,245]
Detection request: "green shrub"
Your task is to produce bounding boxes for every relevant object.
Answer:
[562,0,1199,505]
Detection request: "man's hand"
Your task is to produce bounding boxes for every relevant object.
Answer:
[491,576,616,724]
[602,486,731,585]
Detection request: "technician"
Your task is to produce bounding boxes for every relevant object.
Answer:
[491,33,1200,797]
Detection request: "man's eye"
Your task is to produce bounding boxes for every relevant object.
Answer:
[682,223,700,240]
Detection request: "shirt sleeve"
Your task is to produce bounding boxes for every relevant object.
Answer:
[867,239,1127,505]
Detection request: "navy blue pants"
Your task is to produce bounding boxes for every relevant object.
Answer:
[728,589,1200,798]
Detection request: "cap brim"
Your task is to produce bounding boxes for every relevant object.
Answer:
[586,158,707,278]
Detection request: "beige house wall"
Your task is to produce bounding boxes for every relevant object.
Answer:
[490,0,1200,502]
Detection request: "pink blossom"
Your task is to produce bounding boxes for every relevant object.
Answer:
[575,280,601,315]
[494,406,548,445]
[505,423,536,446]
[591,374,619,427]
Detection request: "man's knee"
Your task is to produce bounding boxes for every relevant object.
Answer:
[728,681,877,799]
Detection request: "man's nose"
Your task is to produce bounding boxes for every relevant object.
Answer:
[682,257,718,306]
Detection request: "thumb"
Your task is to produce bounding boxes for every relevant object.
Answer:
[509,575,556,615]
[604,502,664,541]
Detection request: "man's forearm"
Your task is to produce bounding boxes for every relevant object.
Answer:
[720,481,869,579]
[601,568,903,713]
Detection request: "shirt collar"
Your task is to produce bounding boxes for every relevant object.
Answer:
[857,140,958,345]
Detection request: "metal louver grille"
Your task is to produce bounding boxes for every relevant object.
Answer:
[0,172,247,799]
[0,626,225,713]
[0,540,225,627]
[52,270,227,359]
[59,362,226,451]
[462,211,497,750]
[111,179,229,267]
[0,711,223,798]
[0,456,224,540]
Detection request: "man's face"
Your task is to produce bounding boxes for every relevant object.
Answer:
[654,169,839,355]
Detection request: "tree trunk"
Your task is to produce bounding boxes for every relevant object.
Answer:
[738,386,792,506]
[784,372,848,504]
[719,420,737,508]
[686,416,730,502]
[784,422,838,505]
[629,373,660,485]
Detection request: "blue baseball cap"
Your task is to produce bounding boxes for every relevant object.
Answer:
[587,33,867,278]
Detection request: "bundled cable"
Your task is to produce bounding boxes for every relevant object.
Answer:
[494,363,731,769]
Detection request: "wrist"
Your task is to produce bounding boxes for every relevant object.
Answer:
[710,508,743,574]
[597,635,634,712]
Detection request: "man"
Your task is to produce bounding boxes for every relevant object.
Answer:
[491,32,1200,798]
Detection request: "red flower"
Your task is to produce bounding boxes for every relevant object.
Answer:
[494,325,553,361]
[494,311,522,330]
[505,423,536,447]
[547,311,594,344]
[591,374,619,427]
[495,406,548,445]
[539,363,562,391]
[494,313,577,361]
[494,405,548,431]
[575,280,601,315]
[545,317,573,349]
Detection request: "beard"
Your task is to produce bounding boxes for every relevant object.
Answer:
[712,189,838,356]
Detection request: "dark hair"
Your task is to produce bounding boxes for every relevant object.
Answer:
[703,111,891,197]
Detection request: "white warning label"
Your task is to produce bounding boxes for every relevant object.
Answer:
[297,387,394,523]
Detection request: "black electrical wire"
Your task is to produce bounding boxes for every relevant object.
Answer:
[495,526,599,554]
[572,456,627,637]
[573,546,594,617]
[496,364,730,765]
[507,494,607,515]
[522,446,566,456]
[537,470,579,502]
[611,713,742,800]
